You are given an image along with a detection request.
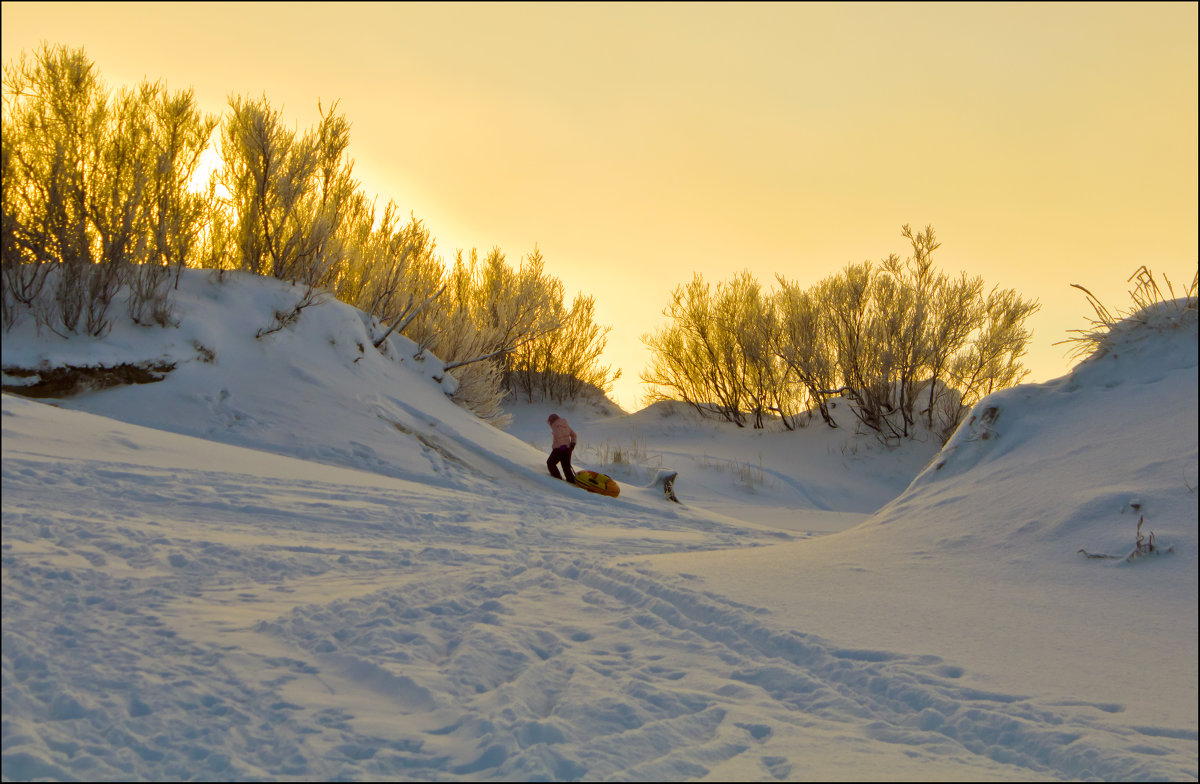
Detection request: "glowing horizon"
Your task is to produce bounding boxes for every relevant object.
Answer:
[3,2,1195,412]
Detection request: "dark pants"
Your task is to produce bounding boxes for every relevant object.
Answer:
[547,445,576,482]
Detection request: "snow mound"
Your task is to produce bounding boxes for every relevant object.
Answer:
[630,307,1196,746]
[862,304,1197,566]
[2,271,567,494]
[1076,296,1198,363]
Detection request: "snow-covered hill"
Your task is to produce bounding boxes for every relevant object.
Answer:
[2,271,1196,780]
[3,271,575,495]
[636,303,1198,763]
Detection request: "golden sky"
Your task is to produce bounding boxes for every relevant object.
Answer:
[4,2,1196,411]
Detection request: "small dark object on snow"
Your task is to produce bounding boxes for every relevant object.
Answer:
[654,470,680,503]
[1077,515,1174,562]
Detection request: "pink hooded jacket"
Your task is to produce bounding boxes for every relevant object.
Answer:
[547,414,577,449]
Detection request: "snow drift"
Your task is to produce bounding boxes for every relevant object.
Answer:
[637,300,1197,770]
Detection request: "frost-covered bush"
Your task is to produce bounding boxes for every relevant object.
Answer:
[507,291,619,405]
[213,96,358,291]
[2,45,215,335]
[641,225,1040,442]
[426,246,616,421]
[641,270,795,429]
[2,44,616,421]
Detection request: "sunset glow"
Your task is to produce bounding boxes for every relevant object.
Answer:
[4,1,1196,411]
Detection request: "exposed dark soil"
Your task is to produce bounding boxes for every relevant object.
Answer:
[2,361,175,398]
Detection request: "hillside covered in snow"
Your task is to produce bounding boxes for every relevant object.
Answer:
[2,270,1196,781]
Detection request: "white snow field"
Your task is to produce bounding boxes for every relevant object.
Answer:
[2,270,1196,781]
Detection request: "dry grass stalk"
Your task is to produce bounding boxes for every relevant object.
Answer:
[1058,265,1198,360]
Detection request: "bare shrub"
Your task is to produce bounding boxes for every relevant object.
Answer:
[5,44,619,424]
[217,97,354,289]
[333,203,446,351]
[642,271,793,427]
[772,280,837,427]
[445,354,511,426]
[3,45,215,334]
[255,284,324,339]
[643,225,1039,443]
[507,290,619,404]
[425,247,568,417]
[3,45,106,334]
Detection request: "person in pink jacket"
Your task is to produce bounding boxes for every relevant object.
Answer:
[546,413,578,483]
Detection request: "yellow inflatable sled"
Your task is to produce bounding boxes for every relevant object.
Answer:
[573,469,620,498]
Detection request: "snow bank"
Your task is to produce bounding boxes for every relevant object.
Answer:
[884,302,1197,564]
[638,304,1197,744]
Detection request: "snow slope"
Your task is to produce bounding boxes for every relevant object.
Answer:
[2,271,1196,780]
[633,304,1198,770]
